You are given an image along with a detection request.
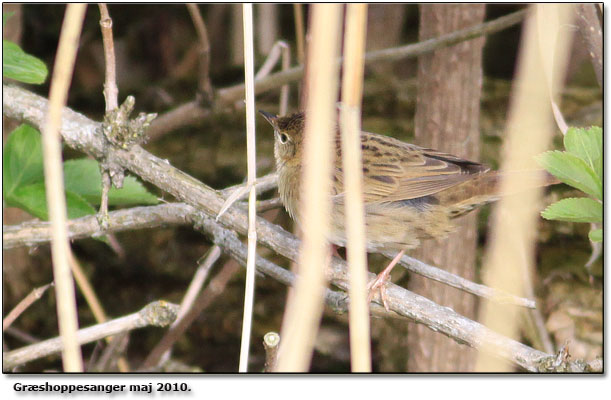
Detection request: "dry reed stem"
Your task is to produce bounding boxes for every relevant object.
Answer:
[69,254,130,372]
[41,3,87,372]
[536,3,574,135]
[275,4,342,372]
[339,3,371,372]
[239,3,258,373]
[475,4,574,372]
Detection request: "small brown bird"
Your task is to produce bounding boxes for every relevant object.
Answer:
[260,110,557,308]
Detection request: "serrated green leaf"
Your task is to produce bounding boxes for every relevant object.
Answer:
[589,228,602,242]
[541,197,602,223]
[63,158,158,206]
[536,150,602,200]
[7,183,96,220]
[3,39,48,84]
[564,126,602,179]
[2,124,44,199]
[3,11,15,27]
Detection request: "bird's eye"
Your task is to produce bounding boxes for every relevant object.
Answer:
[278,132,289,144]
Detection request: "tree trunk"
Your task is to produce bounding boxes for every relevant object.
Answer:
[406,3,486,372]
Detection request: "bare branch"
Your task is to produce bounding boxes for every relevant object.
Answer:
[387,252,536,309]
[3,203,193,249]
[3,301,179,370]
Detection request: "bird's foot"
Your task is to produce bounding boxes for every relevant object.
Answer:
[367,249,405,311]
[367,272,391,311]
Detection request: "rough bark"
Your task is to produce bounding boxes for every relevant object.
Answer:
[366,4,408,76]
[369,4,488,373]
[407,3,486,372]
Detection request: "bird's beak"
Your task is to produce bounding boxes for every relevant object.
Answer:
[258,110,277,127]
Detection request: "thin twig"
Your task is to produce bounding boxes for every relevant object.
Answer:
[256,197,283,213]
[4,327,41,345]
[139,261,240,370]
[254,41,288,80]
[339,3,371,372]
[186,4,213,103]
[293,4,306,64]
[389,252,536,309]
[98,4,118,111]
[3,301,179,370]
[42,3,88,372]
[151,246,222,367]
[178,246,222,322]
[3,283,53,331]
[98,4,119,229]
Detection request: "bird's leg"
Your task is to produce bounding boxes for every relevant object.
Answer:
[367,249,405,311]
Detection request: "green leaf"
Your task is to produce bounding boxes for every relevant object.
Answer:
[536,150,602,200]
[3,39,48,84]
[564,126,603,179]
[2,124,44,199]
[589,228,602,242]
[541,197,602,223]
[7,183,96,220]
[3,11,15,27]
[63,158,158,206]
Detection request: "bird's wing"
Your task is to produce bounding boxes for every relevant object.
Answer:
[331,133,489,203]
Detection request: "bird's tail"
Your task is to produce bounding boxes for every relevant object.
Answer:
[440,170,560,218]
